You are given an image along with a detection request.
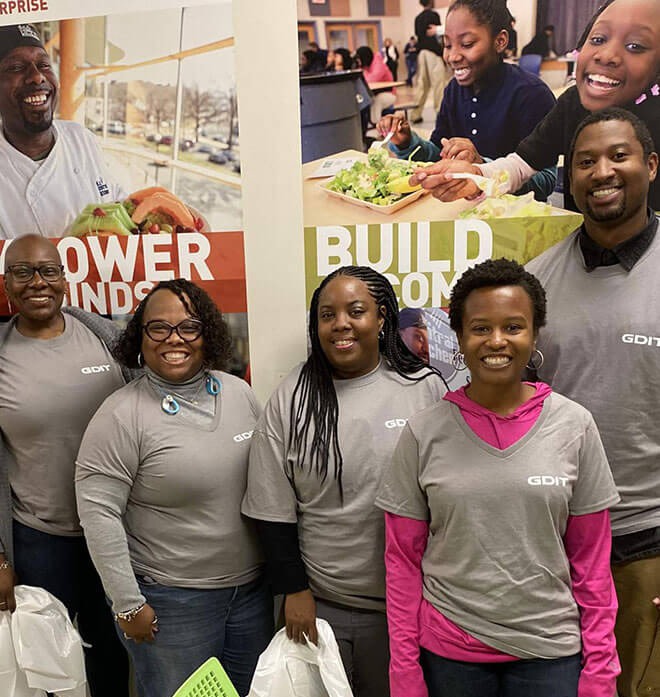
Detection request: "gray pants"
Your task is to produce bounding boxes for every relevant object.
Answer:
[315,598,390,697]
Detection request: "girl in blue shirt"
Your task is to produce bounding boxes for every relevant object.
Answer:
[378,0,557,200]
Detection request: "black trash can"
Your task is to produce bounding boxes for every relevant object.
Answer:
[300,70,371,163]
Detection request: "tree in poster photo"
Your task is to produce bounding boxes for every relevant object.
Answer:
[0,24,124,239]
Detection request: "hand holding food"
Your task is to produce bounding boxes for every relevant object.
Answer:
[411,159,483,201]
[377,111,412,149]
[440,137,484,164]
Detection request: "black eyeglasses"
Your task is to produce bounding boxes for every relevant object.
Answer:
[5,263,64,283]
[142,319,204,342]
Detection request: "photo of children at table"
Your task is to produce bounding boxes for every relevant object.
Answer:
[412,0,660,212]
[378,0,557,200]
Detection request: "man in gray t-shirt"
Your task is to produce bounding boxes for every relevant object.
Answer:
[526,109,660,697]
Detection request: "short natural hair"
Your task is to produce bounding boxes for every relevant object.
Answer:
[449,258,547,333]
[113,278,232,370]
[567,107,656,178]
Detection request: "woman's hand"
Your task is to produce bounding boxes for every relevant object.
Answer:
[377,111,412,149]
[411,159,482,201]
[440,137,484,164]
[117,603,158,643]
[284,589,318,645]
[0,558,16,613]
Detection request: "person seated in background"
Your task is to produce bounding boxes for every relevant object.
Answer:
[354,46,396,126]
[300,49,326,75]
[378,0,557,201]
[333,48,353,72]
[408,0,660,212]
[308,41,328,67]
[521,24,557,59]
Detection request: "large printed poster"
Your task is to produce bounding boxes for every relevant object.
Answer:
[297,2,584,384]
[0,0,251,375]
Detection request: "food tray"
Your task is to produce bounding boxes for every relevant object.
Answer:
[320,181,428,215]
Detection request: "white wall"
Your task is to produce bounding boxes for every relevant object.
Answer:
[235,0,309,403]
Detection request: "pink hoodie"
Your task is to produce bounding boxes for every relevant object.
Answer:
[385,383,619,697]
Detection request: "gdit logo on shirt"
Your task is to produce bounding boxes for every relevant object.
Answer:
[621,333,660,347]
[528,475,569,487]
[233,430,254,443]
[96,178,110,196]
[81,365,112,374]
[385,418,407,429]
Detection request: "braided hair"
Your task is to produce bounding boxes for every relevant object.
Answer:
[447,0,514,39]
[288,266,447,495]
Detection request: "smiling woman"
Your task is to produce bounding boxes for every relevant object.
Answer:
[242,266,447,697]
[0,234,132,697]
[75,279,273,697]
[376,258,621,697]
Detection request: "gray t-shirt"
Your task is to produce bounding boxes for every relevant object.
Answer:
[76,371,263,613]
[376,393,619,658]
[242,361,445,610]
[527,225,660,536]
[0,315,125,536]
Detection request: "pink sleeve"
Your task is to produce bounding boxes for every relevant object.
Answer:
[564,511,620,697]
[384,512,429,697]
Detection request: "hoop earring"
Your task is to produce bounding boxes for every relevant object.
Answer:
[526,348,544,371]
[378,329,385,340]
[451,350,467,371]
[137,352,144,368]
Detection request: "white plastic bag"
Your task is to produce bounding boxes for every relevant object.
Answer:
[247,619,353,697]
[9,585,87,697]
[0,609,43,697]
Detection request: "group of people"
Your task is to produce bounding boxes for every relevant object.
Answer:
[0,5,658,697]
[0,102,658,697]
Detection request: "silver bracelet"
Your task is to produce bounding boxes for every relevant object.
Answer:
[0,560,10,571]
[114,603,145,623]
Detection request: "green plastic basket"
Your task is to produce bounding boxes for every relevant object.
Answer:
[171,657,240,697]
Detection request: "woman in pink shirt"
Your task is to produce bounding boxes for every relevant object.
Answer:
[376,258,620,697]
[354,46,396,125]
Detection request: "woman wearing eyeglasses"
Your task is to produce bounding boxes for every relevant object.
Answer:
[0,234,131,697]
[75,278,273,697]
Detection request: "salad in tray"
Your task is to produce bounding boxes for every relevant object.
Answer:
[324,147,432,207]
